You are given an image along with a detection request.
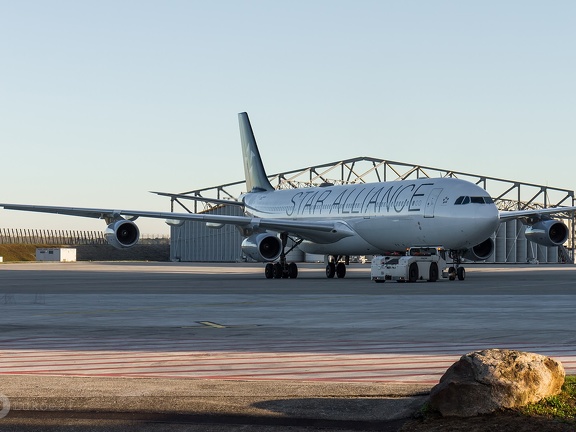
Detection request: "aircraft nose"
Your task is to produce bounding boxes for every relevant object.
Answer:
[476,205,500,234]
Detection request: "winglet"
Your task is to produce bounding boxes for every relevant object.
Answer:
[239,112,274,192]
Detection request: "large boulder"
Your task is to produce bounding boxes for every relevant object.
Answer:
[429,349,565,417]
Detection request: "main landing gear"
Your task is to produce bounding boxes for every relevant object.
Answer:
[264,233,302,279]
[448,250,466,281]
[325,255,349,279]
[264,261,298,279]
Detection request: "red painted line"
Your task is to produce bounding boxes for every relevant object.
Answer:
[0,363,453,375]
[2,338,557,352]
[6,345,572,361]
[2,354,574,374]
[0,370,441,384]
[109,371,443,380]
[2,340,574,364]
[0,354,533,368]
[0,355,459,369]
[0,369,441,380]
[0,350,459,362]
[0,345,466,355]
[10,362,449,376]
[0,337,570,349]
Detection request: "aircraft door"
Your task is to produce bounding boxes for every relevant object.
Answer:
[424,188,443,218]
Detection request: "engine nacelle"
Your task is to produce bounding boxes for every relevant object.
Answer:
[525,219,569,247]
[105,220,140,249]
[241,233,282,262]
[462,237,494,261]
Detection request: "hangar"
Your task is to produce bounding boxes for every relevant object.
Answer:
[166,157,575,264]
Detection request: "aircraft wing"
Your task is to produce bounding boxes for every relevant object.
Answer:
[499,206,576,223]
[0,203,255,224]
[0,203,355,243]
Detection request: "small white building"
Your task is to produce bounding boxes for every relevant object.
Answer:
[36,248,77,262]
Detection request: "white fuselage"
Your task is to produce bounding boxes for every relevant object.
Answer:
[242,177,500,255]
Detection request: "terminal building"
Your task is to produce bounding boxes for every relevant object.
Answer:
[166,157,575,264]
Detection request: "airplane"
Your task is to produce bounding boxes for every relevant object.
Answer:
[1,112,575,280]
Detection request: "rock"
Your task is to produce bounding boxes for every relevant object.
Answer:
[429,348,565,417]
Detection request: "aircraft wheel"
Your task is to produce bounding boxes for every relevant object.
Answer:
[428,262,438,282]
[408,263,419,283]
[273,263,283,279]
[457,267,466,281]
[287,262,298,279]
[264,263,274,279]
[336,262,346,278]
[326,262,336,278]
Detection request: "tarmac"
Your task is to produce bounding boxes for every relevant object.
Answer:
[1,261,576,430]
[0,375,428,430]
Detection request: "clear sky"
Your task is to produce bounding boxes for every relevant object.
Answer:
[1,1,574,234]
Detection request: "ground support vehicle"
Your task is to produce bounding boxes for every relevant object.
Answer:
[371,247,460,283]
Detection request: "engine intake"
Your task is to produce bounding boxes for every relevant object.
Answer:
[105,220,140,249]
[241,233,282,262]
[525,219,569,247]
[462,237,494,261]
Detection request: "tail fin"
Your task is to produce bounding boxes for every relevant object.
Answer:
[238,112,274,192]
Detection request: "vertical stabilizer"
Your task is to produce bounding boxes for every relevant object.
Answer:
[239,112,274,192]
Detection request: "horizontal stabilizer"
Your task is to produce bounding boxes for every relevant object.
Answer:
[150,191,244,207]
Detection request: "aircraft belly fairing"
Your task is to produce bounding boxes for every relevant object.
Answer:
[298,236,381,256]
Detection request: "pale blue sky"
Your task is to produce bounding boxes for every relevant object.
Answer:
[1,1,574,233]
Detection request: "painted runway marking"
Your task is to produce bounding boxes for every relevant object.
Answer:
[197,321,227,329]
[1,337,574,384]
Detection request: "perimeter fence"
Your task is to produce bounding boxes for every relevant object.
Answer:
[0,229,169,245]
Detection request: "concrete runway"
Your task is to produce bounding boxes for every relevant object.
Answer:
[0,262,575,429]
[1,262,576,374]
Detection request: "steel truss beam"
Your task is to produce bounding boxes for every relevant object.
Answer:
[167,156,575,253]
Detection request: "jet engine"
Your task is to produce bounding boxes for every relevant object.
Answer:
[525,219,569,247]
[241,233,282,262]
[462,237,494,261]
[104,220,140,249]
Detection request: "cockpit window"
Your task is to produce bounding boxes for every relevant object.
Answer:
[454,196,493,205]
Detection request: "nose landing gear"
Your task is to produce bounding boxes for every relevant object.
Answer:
[448,251,466,281]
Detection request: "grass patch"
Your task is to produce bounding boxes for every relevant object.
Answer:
[403,376,576,432]
[518,375,576,421]
[0,244,55,262]
[0,244,170,262]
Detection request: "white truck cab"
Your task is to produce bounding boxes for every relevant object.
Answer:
[371,247,450,283]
